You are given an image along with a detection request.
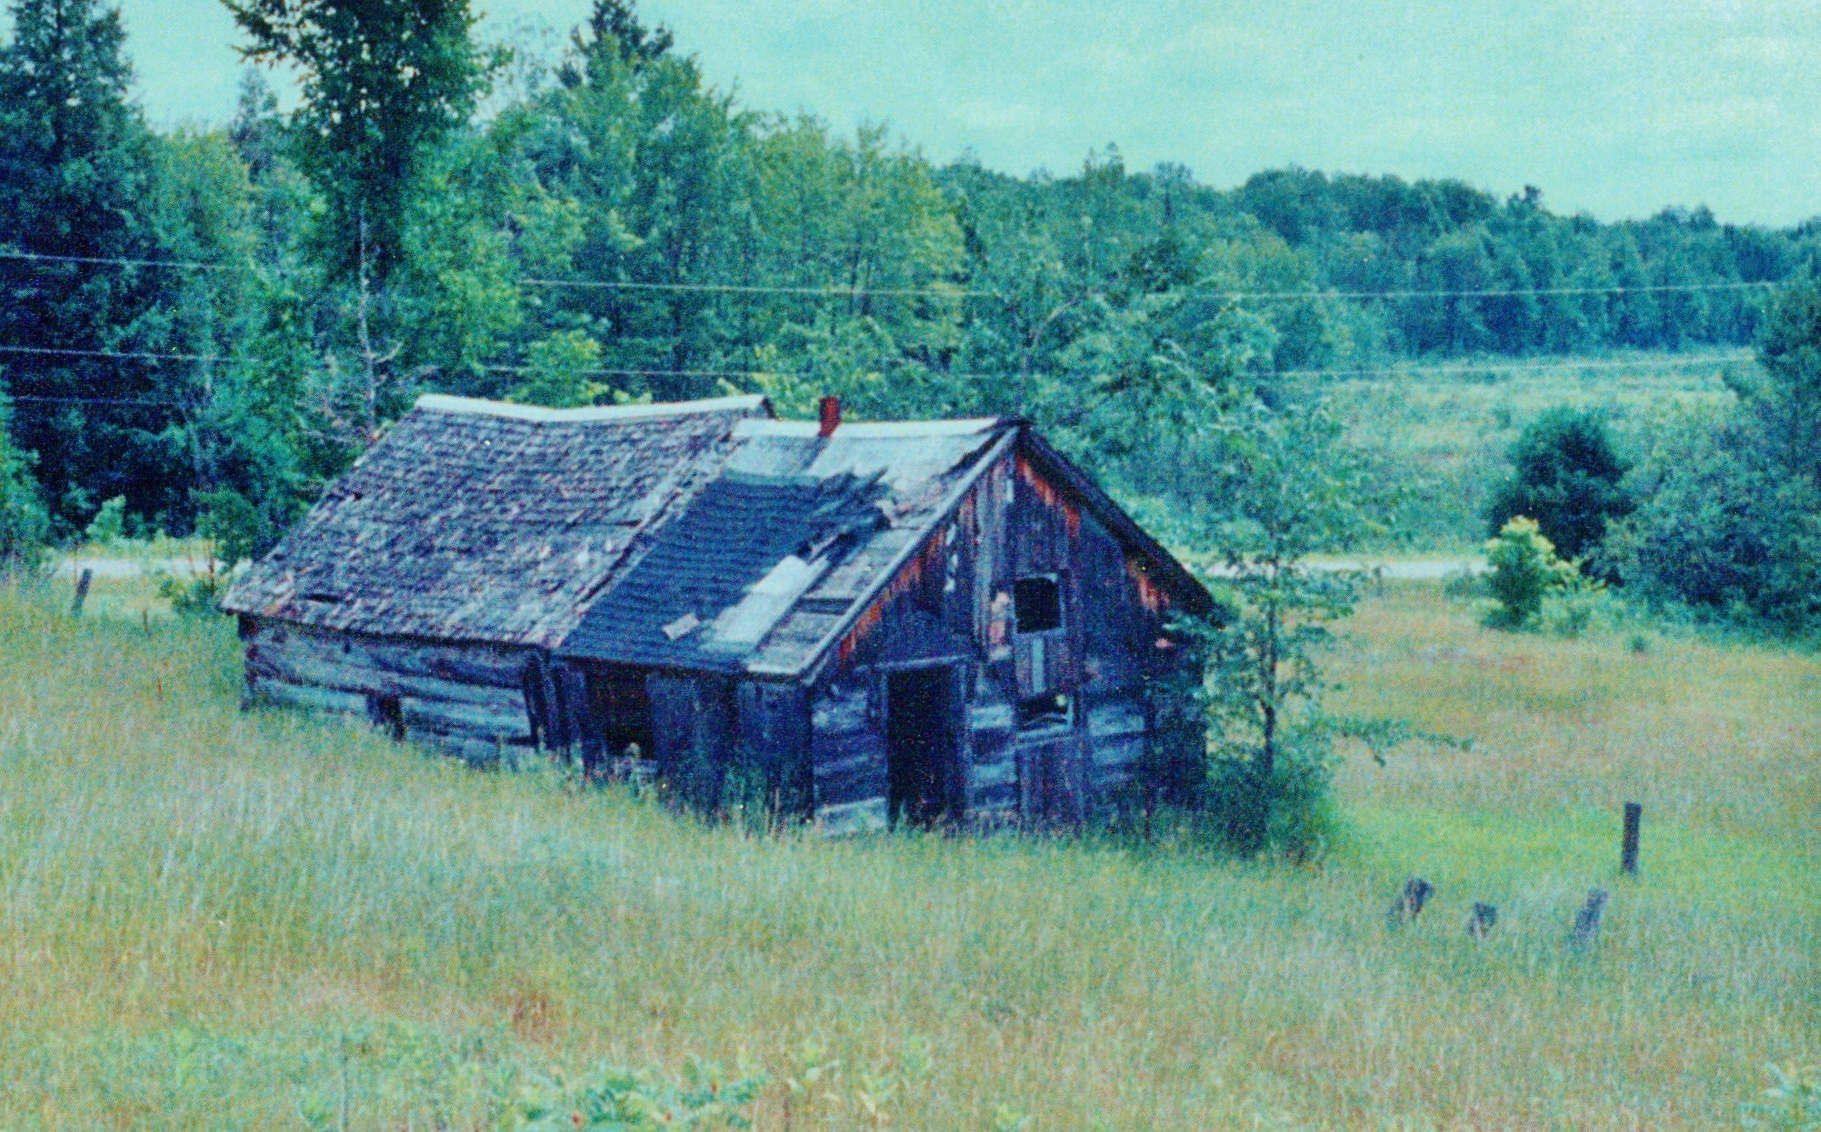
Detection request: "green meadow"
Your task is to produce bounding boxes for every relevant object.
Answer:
[1315,352,1745,551]
[0,571,1812,1130]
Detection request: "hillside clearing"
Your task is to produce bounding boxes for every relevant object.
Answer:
[0,577,1813,1130]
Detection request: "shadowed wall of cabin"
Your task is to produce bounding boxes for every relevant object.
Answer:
[807,441,1187,835]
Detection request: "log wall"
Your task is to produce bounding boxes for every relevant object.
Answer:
[239,615,535,762]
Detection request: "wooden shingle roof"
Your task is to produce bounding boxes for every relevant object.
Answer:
[225,394,1209,670]
[220,394,769,647]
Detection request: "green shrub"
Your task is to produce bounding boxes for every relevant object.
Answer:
[1483,407,1632,562]
[195,487,273,568]
[83,494,127,548]
[0,421,48,574]
[518,1057,766,1131]
[1483,517,1579,630]
[1740,1061,1821,1132]
[1537,582,1616,639]
[1602,414,1821,634]
[155,568,227,619]
[1197,731,1340,863]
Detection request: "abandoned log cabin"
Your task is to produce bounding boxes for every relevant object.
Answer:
[221,392,1212,833]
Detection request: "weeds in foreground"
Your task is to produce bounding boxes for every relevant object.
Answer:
[0,581,1814,1129]
[1741,1062,1821,1132]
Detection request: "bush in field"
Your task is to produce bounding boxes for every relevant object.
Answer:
[1602,415,1821,632]
[195,486,274,568]
[0,414,47,574]
[1483,406,1631,562]
[1603,284,1821,634]
[1483,517,1579,630]
[82,494,127,548]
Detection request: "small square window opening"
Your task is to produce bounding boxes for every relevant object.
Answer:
[1014,575,1062,633]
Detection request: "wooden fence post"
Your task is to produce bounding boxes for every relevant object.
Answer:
[1570,888,1609,948]
[1467,902,1498,940]
[1621,802,1641,876]
[1387,876,1434,925]
[70,567,92,616]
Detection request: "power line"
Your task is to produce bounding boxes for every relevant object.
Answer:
[0,344,219,363]
[0,250,232,272]
[1276,351,1754,381]
[0,247,1794,302]
[519,277,998,299]
[9,395,183,407]
[1220,281,1781,302]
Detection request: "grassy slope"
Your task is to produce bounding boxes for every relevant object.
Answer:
[0,577,1814,1130]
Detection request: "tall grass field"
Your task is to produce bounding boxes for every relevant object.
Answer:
[1317,352,1744,550]
[0,576,1814,1129]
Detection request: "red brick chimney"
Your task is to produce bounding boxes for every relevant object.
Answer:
[817,395,841,438]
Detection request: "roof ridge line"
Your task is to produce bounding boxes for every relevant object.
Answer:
[415,393,768,424]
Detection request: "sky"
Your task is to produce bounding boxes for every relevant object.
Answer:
[99,0,1821,227]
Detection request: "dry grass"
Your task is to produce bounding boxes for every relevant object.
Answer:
[0,577,1813,1130]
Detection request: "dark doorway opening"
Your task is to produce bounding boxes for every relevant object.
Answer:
[583,664,656,772]
[886,666,961,828]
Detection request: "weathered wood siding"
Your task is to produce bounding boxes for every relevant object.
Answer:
[807,438,1185,832]
[632,671,814,817]
[239,615,534,762]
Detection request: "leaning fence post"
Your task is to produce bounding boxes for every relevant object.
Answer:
[1387,876,1434,926]
[1570,888,1610,949]
[70,567,92,616]
[1621,802,1642,876]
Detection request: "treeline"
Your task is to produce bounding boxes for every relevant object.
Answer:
[0,0,1817,551]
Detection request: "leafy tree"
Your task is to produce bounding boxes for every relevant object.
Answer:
[529,8,756,398]
[510,330,606,407]
[194,485,270,565]
[82,494,125,546]
[1179,402,1367,858]
[1605,407,1821,632]
[223,0,494,285]
[1745,281,1821,489]
[558,0,674,84]
[1484,406,1631,562]
[0,0,164,532]
[1600,284,1821,632]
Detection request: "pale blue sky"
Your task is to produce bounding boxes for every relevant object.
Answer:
[89,0,1821,226]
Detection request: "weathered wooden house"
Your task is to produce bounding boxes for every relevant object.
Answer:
[222,393,1211,832]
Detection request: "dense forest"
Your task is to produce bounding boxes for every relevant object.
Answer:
[0,0,1817,555]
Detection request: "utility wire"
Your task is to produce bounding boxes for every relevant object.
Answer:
[0,247,1795,302]
[1,342,1750,382]
[0,344,219,363]
[519,277,999,298]
[1276,351,1753,381]
[0,250,233,272]
[9,395,184,406]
